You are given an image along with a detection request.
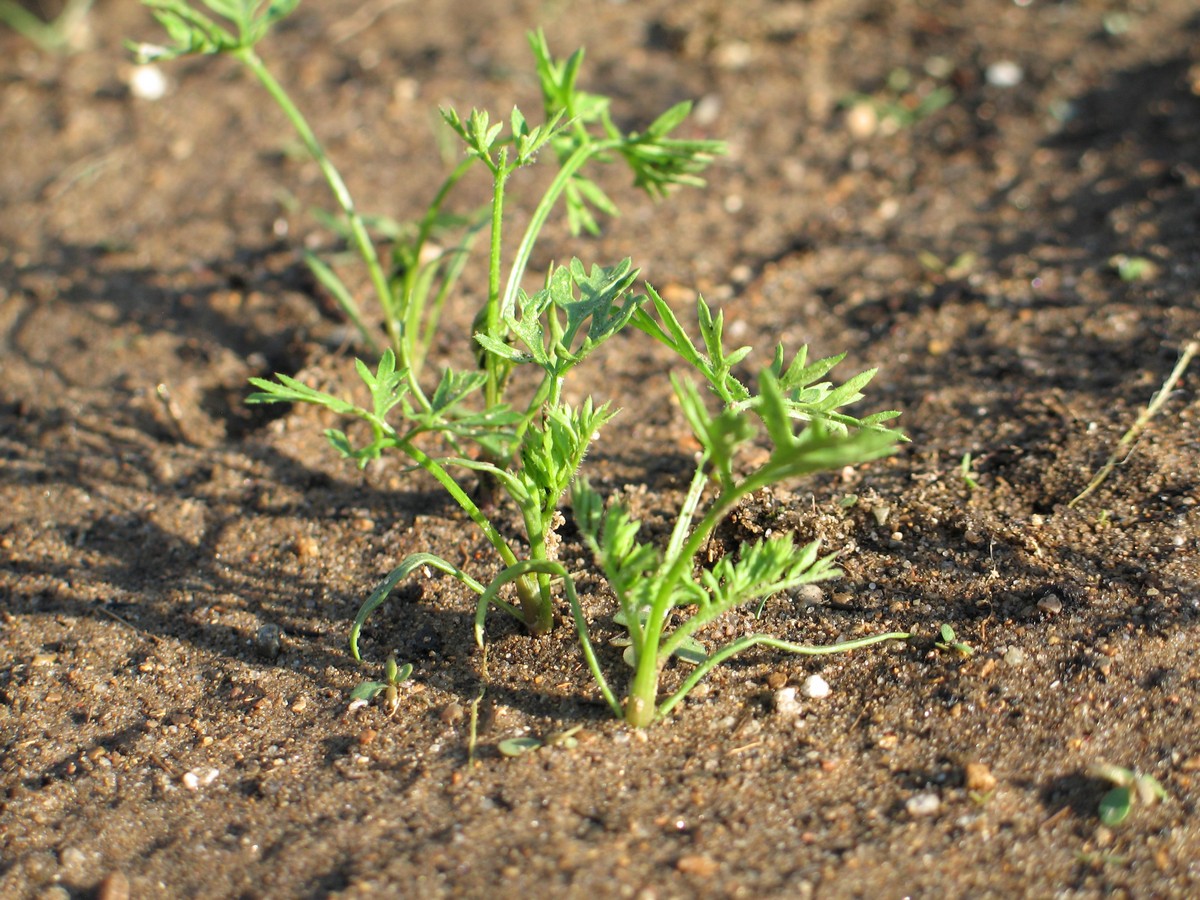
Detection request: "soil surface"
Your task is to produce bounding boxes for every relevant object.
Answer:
[3,1,1200,897]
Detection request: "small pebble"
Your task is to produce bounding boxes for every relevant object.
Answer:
[181,767,219,791]
[128,64,168,101]
[794,584,825,608]
[766,671,788,690]
[255,624,283,660]
[906,792,941,817]
[439,702,465,725]
[965,762,997,793]
[773,687,801,718]
[676,853,720,877]
[97,871,131,900]
[357,728,379,746]
[1037,594,1063,615]
[1003,647,1026,667]
[986,60,1024,88]
[801,674,831,699]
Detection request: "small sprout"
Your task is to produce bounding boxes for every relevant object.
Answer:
[1109,254,1158,282]
[497,736,544,757]
[935,624,973,657]
[1089,762,1167,826]
[960,453,980,491]
[498,724,584,756]
[350,654,413,717]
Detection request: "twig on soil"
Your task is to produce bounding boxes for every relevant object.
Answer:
[95,603,163,643]
[1069,331,1199,508]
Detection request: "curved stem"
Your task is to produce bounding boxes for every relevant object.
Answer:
[648,631,912,726]
[237,48,400,354]
[499,138,621,321]
[474,560,620,716]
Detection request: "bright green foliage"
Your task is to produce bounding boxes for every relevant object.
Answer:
[134,0,299,59]
[135,1,911,726]
[569,318,907,725]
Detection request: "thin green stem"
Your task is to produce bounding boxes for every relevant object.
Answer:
[499,138,620,321]
[235,48,400,353]
[651,631,911,724]
[474,560,620,714]
[484,158,511,410]
[402,439,546,629]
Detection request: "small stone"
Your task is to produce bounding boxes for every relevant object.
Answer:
[676,854,720,877]
[58,846,88,873]
[1003,647,1026,667]
[439,702,465,725]
[766,671,788,690]
[255,624,283,660]
[906,792,941,817]
[773,687,801,718]
[845,102,878,139]
[801,674,831,699]
[1037,594,1063,615]
[129,64,168,101]
[181,767,219,791]
[357,728,379,746]
[793,584,825,608]
[986,60,1024,88]
[293,535,320,560]
[97,870,131,900]
[965,762,997,793]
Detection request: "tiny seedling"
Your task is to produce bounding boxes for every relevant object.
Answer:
[350,654,413,717]
[1088,762,1167,826]
[843,67,954,134]
[934,623,973,657]
[497,724,584,757]
[959,453,980,491]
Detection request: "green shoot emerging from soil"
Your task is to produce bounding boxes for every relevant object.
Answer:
[563,294,908,726]
[1088,762,1167,826]
[350,654,413,717]
[133,0,722,642]
[133,1,910,727]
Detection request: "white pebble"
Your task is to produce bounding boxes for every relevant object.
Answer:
[801,674,831,699]
[129,64,169,101]
[986,61,1023,88]
[773,686,801,718]
[181,767,219,791]
[906,792,941,817]
[1003,647,1027,666]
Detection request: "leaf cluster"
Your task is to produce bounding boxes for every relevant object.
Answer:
[133,0,298,61]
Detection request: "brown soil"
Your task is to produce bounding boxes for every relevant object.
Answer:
[3,1,1200,897]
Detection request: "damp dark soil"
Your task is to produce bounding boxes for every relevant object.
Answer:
[3,1,1200,897]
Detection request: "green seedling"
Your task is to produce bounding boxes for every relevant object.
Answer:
[0,0,92,52]
[1109,254,1158,282]
[959,452,980,491]
[935,623,973,657]
[134,1,722,643]
[133,3,911,726]
[918,250,976,281]
[351,654,413,717]
[497,724,584,757]
[1088,762,1167,826]
[844,67,954,134]
[557,295,909,727]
